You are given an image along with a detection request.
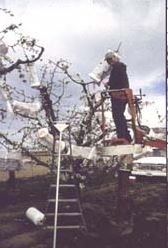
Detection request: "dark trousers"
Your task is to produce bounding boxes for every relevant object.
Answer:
[111,98,132,142]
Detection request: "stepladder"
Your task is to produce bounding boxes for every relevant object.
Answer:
[44,156,87,247]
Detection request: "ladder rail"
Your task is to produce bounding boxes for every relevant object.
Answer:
[53,130,62,248]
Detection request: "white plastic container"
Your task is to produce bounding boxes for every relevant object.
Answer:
[89,59,111,84]
[12,100,41,116]
[27,63,41,88]
[37,127,66,151]
[25,207,45,226]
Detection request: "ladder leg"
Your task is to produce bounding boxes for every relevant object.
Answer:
[53,131,62,248]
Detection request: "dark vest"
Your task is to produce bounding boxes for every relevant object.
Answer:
[108,62,129,89]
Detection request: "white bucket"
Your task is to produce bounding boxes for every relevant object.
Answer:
[12,100,41,116]
[25,207,45,225]
[89,59,111,84]
[27,63,41,88]
[37,128,66,152]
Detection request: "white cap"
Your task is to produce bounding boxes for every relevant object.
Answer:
[104,50,121,61]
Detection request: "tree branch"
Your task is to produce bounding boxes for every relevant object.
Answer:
[0,46,44,75]
[0,132,49,167]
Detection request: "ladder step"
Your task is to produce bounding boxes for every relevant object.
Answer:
[50,184,75,188]
[52,153,69,156]
[60,169,72,172]
[46,225,85,230]
[45,167,87,231]
[48,199,78,203]
[46,212,82,216]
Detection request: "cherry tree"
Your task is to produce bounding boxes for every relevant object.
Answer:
[0,8,149,189]
[0,9,107,170]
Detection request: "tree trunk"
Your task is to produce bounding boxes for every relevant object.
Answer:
[7,171,16,188]
[117,169,131,222]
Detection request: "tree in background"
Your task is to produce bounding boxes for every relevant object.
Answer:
[1,8,164,189]
[0,8,116,178]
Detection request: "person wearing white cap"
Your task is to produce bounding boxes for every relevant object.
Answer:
[104,51,132,143]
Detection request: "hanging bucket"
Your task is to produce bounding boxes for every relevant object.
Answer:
[25,207,45,226]
[89,59,111,84]
[27,63,41,88]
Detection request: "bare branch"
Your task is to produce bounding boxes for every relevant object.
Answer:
[0,46,44,75]
[0,131,49,167]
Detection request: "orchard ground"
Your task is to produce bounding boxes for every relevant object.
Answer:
[0,163,167,248]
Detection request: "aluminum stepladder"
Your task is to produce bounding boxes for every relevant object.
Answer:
[44,122,87,248]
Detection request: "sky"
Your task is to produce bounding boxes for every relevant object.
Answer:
[0,0,165,90]
[0,0,166,131]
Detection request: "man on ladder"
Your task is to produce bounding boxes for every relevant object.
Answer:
[104,50,132,144]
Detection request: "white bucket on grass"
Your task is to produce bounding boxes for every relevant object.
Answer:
[25,207,45,226]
